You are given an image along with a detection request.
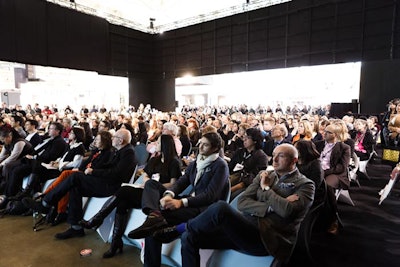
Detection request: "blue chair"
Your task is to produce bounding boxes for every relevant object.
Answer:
[134,143,149,169]
[205,191,279,267]
[160,179,232,266]
[207,250,280,267]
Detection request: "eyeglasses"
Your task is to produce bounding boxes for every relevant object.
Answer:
[112,136,122,140]
[324,131,334,134]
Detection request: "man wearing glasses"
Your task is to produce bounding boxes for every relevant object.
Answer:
[179,144,315,266]
[314,124,351,235]
[24,128,137,239]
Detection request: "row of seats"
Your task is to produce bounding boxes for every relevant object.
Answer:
[77,173,280,267]
[81,177,326,267]
[31,155,323,266]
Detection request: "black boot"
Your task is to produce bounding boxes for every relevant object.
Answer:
[10,174,39,201]
[103,213,128,258]
[79,196,118,229]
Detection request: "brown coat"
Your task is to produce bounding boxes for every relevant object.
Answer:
[315,141,351,188]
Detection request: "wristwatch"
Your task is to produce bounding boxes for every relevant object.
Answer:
[263,186,270,191]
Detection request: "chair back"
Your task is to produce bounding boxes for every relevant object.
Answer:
[348,152,360,186]
[127,165,139,184]
[134,143,149,168]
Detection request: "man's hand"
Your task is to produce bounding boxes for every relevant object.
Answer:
[84,168,93,175]
[260,171,271,190]
[160,195,183,210]
[286,194,299,202]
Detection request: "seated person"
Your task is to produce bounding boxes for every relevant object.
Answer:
[225,123,250,158]
[264,124,291,164]
[295,140,324,206]
[79,134,182,258]
[187,118,201,148]
[175,144,315,266]
[292,120,313,144]
[261,117,275,147]
[178,124,191,158]
[40,131,113,226]
[24,119,42,148]
[10,115,26,138]
[1,122,68,205]
[229,128,268,200]
[388,102,400,146]
[23,129,137,240]
[147,122,182,157]
[351,118,374,161]
[0,125,33,195]
[314,124,351,235]
[10,126,86,201]
[88,120,111,152]
[127,132,230,267]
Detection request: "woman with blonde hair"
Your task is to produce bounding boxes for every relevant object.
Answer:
[292,120,313,144]
[330,119,355,155]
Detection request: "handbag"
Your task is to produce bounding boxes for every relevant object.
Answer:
[382,147,400,164]
[229,170,254,187]
[229,172,243,187]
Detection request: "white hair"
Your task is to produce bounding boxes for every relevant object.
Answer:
[162,122,178,136]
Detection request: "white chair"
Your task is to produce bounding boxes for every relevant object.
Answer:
[123,207,147,249]
[358,149,377,177]
[82,196,115,242]
[348,152,360,187]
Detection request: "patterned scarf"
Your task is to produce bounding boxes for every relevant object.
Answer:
[194,152,219,185]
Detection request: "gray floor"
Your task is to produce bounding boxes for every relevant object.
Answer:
[0,215,143,267]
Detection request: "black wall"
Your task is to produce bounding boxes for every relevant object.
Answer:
[360,59,400,114]
[157,0,400,77]
[1,0,400,112]
[156,0,400,110]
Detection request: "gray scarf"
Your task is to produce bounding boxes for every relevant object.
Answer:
[194,153,219,186]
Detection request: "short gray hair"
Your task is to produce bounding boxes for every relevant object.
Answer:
[163,122,178,136]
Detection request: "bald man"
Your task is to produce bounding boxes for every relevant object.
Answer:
[23,129,137,240]
[178,144,315,266]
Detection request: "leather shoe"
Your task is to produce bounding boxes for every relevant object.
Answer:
[153,226,180,243]
[55,228,85,239]
[22,197,50,214]
[52,212,68,226]
[128,212,167,239]
[9,190,30,201]
[0,195,8,210]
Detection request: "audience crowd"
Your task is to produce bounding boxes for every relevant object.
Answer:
[0,98,399,266]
